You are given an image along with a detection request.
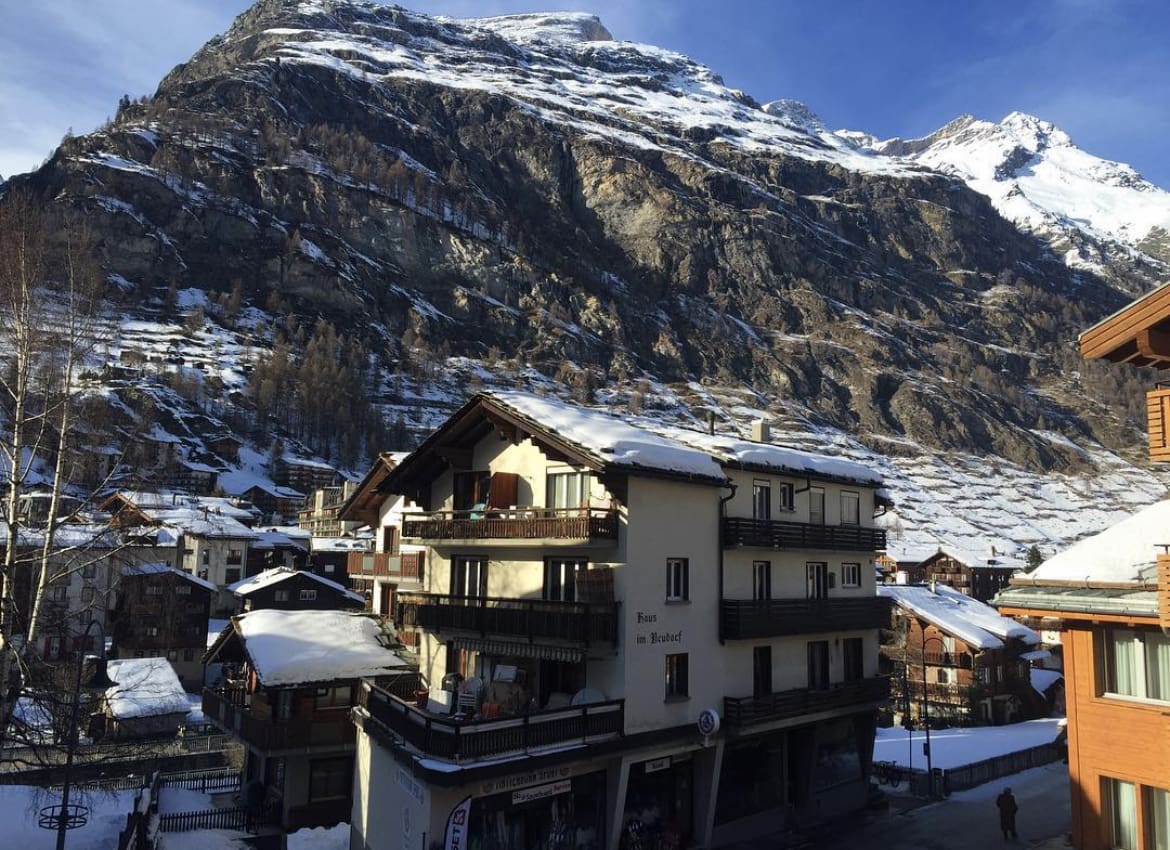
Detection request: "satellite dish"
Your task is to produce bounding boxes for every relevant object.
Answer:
[571,687,605,705]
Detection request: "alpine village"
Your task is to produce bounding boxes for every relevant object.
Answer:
[1,3,1169,850]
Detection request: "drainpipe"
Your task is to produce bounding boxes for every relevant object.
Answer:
[718,481,737,644]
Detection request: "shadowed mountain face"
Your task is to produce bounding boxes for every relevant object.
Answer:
[5,0,1161,476]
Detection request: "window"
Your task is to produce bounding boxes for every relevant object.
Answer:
[807,562,829,600]
[309,756,353,801]
[752,561,771,601]
[167,650,178,661]
[81,563,96,579]
[937,668,951,684]
[665,653,689,700]
[777,482,794,512]
[299,589,317,601]
[80,586,95,606]
[840,491,860,525]
[809,487,825,525]
[666,558,689,602]
[227,549,242,566]
[752,480,771,520]
[201,550,209,566]
[225,568,241,585]
[183,649,195,662]
[453,470,491,511]
[841,563,861,588]
[176,585,191,596]
[314,685,354,710]
[145,584,163,596]
[1148,786,1170,850]
[753,646,772,697]
[807,640,830,690]
[1104,777,1137,850]
[381,525,399,555]
[274,589,289,602]
[547,471,591,511]
[451,556,487,597]
[843,637,864,681]
[50,586,68,603]
[544,558,587,602]
[146,626,159,637]
[1102,628,1170,702]
[975,667,990,685]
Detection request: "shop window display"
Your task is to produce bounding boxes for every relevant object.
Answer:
[470,772,605,850]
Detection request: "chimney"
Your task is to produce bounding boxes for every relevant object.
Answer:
[930,579,938,594]
[751,420,771,443]
[706,410,716,435]
[895,570,908,585]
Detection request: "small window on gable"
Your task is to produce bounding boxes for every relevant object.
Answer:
[300,589,317,601]
[275,589,289,602]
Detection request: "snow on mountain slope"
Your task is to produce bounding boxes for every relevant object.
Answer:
[258,6,916,177]
[856,112,1170,276]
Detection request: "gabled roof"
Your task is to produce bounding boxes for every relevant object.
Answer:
[228,567,364,605]
[1079,280,1170,368]
[120,562,217,593]
[208,609,408,687]
[105,658,190,720]
[879,584,1040,650]
[339,452,403,525]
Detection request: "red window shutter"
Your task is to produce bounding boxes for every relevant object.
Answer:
[487,472,519,509]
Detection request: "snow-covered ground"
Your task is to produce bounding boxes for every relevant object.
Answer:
[160,822,349,850]
[0,785,136,850]
[874,718,1064,770]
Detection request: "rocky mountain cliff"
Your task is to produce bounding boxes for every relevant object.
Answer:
[3,0,1167,554]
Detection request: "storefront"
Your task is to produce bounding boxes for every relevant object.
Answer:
[470,770,606,850]
[622,754,693,849]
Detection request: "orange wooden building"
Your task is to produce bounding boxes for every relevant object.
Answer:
[996,286,1170,850]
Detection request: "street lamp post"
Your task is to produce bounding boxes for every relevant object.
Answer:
[916,618,947,799]
[43,619,117,850]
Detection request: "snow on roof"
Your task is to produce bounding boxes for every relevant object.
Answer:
[878,584,1040,650]
[261,525,313,540]
[230,567,364,604]
[1028,499,1170,585]
[251,530,308,551]
[235,610,407,686]
[311,536,369,552]
[207,618,231,649]
[105,657,190,719]
[147,507,258,540]
[1029,667,1063,696]
[486,391,726,482]
[660,427,882,485]
[120,561,218,593]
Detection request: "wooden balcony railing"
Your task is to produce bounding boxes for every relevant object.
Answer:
[359,681,623,762]
[1148,387,1170,463]
[202,687,354,752]
[721,597,890,639]
[346,551,424,582]
[724,676,889,729]
[397,594,618,646]
[402,508,618,542]
[922,651,974,668]
[722,517,886,552]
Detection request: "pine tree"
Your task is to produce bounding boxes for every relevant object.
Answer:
[1025,545,1044,572]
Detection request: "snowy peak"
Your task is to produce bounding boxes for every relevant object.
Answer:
[854,112,1170,275]
[761,99,826,134]
[469,12,613,46]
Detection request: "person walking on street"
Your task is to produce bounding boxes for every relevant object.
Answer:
[996,787,1019,840]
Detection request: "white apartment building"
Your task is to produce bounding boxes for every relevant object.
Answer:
[348,392,890,850]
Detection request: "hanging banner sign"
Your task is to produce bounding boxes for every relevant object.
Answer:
[443,795,473,850]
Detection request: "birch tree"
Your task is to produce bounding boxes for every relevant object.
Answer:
[0,192,104,741]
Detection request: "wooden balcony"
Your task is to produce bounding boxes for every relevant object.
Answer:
[402,508,618,543]
[202,687,354,753]
[1159,552,1170,634]
[1149,387,1170,463]
[721,597,890,639]
[922,650,974,668]
[359,681,623,762]
[724,676,890,729]
[722,517,885,552]
[397,594,619,646]
[346,550,425,582]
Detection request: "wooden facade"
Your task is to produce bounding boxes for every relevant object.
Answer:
[111,567,212,689]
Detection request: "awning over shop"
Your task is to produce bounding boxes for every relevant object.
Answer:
[449,636,584,663]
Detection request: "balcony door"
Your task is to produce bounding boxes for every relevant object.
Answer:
[806,562,829,600]
[451,556,487,597]
[807,640,830,690]
[752,480,771,520]
[753,561,772,601]
[753,645,773,697]
[544,558,588,602]
[809,487,825,525]
[843,637,864,682]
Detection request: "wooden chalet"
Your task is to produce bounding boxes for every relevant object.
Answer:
[229,567,365,612]
[203,610,414,831]
[990,287,1170,850]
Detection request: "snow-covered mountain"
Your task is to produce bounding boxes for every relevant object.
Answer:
[6,0,1170,562]
[847,112,1170,286]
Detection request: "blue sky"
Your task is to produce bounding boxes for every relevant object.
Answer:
[2,0,1168,186]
